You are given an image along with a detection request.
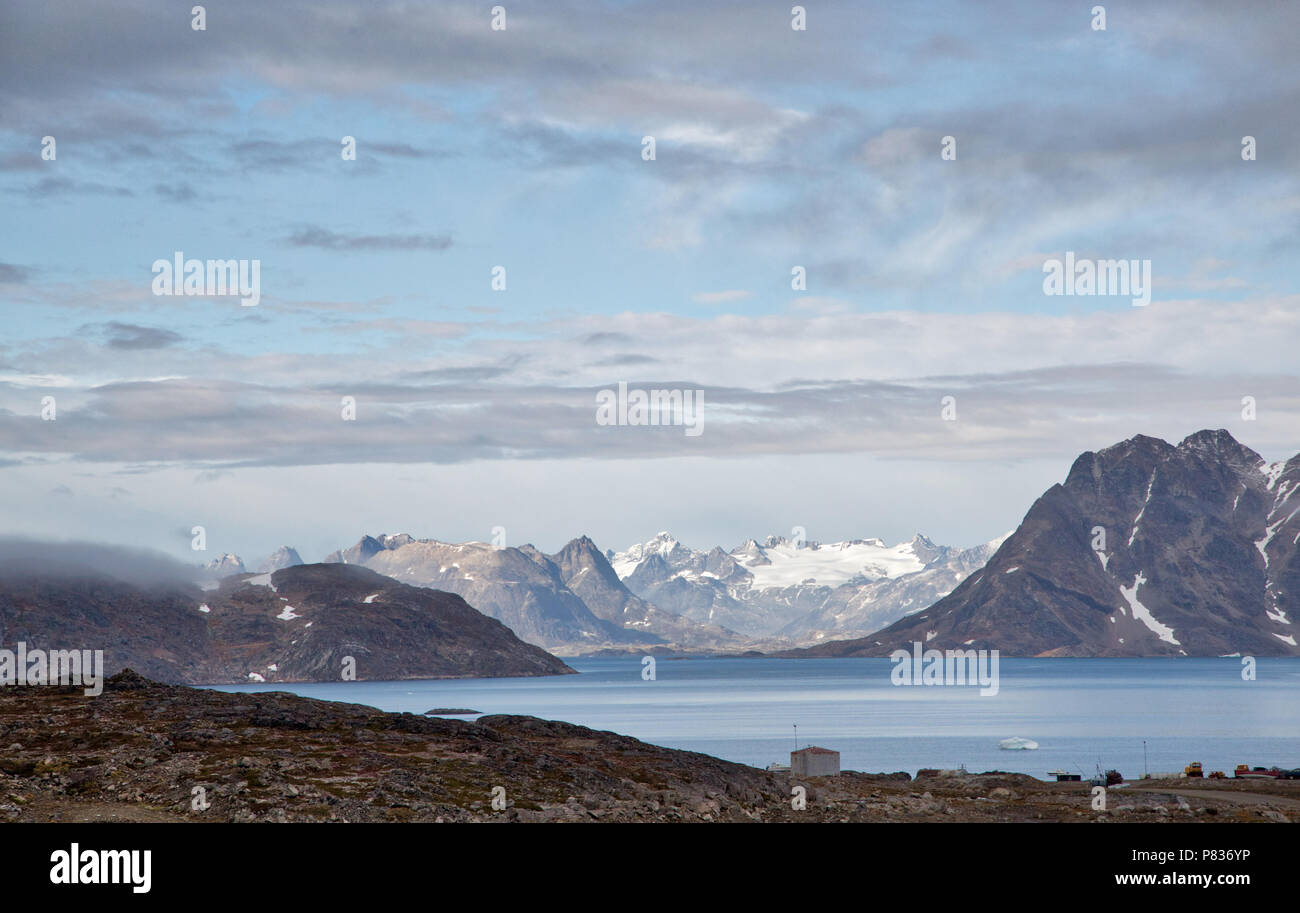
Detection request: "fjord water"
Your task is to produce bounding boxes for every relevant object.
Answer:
[209,657,1300,779]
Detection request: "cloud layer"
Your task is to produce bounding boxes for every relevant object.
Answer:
[1,1,1297,556]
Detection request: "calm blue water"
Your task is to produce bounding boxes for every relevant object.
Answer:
[206,657,1300,780]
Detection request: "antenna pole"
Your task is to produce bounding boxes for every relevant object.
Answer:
[794,724,798,751]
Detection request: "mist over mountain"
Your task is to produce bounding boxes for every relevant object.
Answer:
[0,537,201,587]
[0,553,571,682]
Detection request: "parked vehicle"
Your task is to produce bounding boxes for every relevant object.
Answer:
[1234,764,1283,779]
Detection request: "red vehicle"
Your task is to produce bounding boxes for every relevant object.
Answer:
[1233,764,1283,779]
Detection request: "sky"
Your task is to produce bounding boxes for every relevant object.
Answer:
[1,1,1298,566]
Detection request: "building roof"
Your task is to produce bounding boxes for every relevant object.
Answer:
[793,746,838,755]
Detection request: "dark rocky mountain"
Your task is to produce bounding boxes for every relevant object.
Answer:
[0,561,572,683]
[0,574,214,685]
[204,564,573,680]
[786,430,1300,658]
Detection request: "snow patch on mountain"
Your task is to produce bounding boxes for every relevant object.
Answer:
[1119,573,1180,646]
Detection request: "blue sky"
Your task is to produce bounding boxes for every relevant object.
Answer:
[1,1,1298,564]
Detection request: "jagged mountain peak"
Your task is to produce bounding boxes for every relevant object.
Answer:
[204,553,246,575]
[1176,428,1264,470]
[322,533,417,565]
[257,546,303,573]
[789,431,1300,658]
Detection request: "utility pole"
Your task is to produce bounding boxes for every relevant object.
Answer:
[793,724,798,752]
[1143,740,1148,779]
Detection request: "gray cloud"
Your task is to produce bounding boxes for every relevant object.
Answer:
[0,536,198,586]
[589,354,659,367]
[0,262,32,283]
[403,365,517,383]
[286,227,453,252]
[84,322,185,350]
[153,182,197,203]
[22,176,132,198]
[0,359,1294,470]
[581,332,640,346]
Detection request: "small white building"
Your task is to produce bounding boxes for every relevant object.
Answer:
[791,746,840,777]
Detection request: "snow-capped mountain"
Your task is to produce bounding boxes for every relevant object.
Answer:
[203,553,246,575]
[607,531,1005,639]
[789,430,1300,657]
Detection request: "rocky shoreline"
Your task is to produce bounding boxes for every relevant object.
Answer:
[0,671,1293,823]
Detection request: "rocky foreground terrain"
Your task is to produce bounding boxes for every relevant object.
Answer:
[0,671,1293,823]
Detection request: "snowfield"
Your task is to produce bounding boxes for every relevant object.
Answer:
[741,538,926,589]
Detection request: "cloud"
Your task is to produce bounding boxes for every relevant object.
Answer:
[80,322,184,351]
[285,227,453,252]
[589,354,659,367]
[581,332,636,346]
[153,182,198,203]
[403,364,518,383]
[21,176,132,198]
[0,263,32,284]
[2,294,1297,468]
[3,0,1300,553]
[692,290,751,305]
[0,536,198,586]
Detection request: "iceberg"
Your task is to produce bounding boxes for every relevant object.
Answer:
[999,737,1039,750]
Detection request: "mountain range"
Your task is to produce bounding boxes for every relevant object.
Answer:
[317,533,745,653]
[608,531,1004,641]
[286,529,997,653]
[193,429,1297,659]
[786,430,1300,657]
